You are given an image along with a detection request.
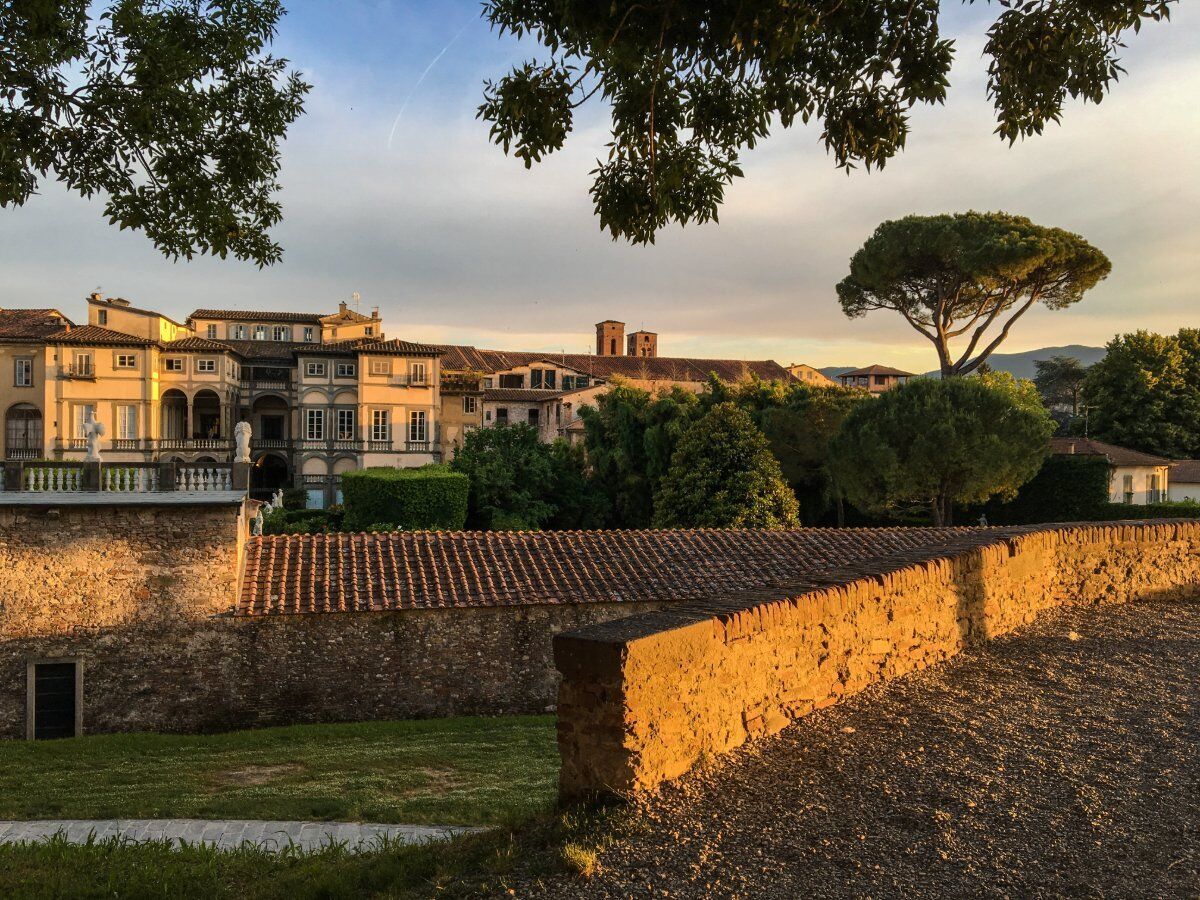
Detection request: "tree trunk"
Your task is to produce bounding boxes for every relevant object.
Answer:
[931,497,944,527]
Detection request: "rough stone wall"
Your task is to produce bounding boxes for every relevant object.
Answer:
[0,503,245,638]
[0,601,668,739]
[555,522,1200,799]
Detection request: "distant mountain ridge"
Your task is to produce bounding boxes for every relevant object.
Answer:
[818,345,1106,382]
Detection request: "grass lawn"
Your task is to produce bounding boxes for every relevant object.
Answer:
[0,716,557,826]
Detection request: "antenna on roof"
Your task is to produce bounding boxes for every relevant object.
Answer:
[352,291,361,313]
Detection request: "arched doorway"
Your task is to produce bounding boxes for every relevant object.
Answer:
[193,389,223,441]
[160,389,187,441]
[251,395,290,445]
[251,453,290,500]
[5,404,43,459]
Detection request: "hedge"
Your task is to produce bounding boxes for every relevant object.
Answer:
[1091,501,1200,520]
[983,455,1112,525]
[341,465,469,532]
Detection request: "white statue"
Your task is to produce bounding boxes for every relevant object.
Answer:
[251,506,264,536]
[83,411,106,462]
[272,488,284,509]
[234,420,252,463]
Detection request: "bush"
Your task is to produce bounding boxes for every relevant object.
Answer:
[1092,501,1200,520]
[282,487,308,510]
[261,507,331,535]
[341,465,469,532]
[983,455,1112,524]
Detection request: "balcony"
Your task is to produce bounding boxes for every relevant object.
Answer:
[59,365,96,380]
[157,438,233,452]
[1,460,248,496]
[405,440,431,453]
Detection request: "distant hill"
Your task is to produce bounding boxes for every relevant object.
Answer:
[819,345,1106,383]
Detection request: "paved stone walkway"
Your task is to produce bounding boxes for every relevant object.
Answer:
[0,819,481,853]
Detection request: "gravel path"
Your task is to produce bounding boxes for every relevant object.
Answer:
[525,600,1200,899]
[0,819,480,853]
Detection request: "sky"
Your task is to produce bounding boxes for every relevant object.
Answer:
[2,2,1197,370]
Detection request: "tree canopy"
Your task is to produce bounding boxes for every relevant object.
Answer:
[1,0,308,265]
[1081,329,1200,458]
[478,1,1174,243]
[653,402,800,529]
[828,374,1054,526]
[1033,355,1090,416]
[837,212,1111,377]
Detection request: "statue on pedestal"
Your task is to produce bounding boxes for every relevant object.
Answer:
[234,420,252,463]
[83,411,106,462]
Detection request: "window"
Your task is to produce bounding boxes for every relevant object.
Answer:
[408,410,427,443]
[410,363,427,384]
[253,325,267,340]
[231,324,248,340]
[302,326,315,343]
[336,362,357,378]
[336,408,356,440]
[305,362,327,377]
[115,354,136,369]
[29,661,80,740]
[97,310,108,326]
[561,375,574,390]
[462,396,477,414]
[544,369,556,389]
[531,369,543,389]
[1123,473,1134,505]
[165,358,184,372]
[370,359,391,376]
[116,405,137,440]
[483,377,494,388]
[495,408,508,425]
[364,326,374,337]
[196,358,216,373]
[14,357,32,387]
[306,409,325,440]
[1149,473,1162,505]
[528,408,540,426]
[206,324,218,339]
[609,338,617,355]
[272,325,290,341]
[73,353,93,377]
[73,404,96,438]
[371,409,390,442]
[498,373,524,389]
[485,410,492,422]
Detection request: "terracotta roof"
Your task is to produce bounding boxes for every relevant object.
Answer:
[1050,437,1171,468]
[189,308,325,324]
[840,365,915,378]
[163,337,240,354]
[220,340,307,362]
[47,325,154,346]
[91,298,185,327]
[1169,460,1200,484]
[0,308,74,341]
[483,388,566,402]
[439,345,790,384]
[239,527,997,616]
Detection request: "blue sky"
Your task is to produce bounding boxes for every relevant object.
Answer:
[3,1,1197,369]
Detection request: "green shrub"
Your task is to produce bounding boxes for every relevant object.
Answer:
[262,507,330,535]
[282,487,308,510]
[1092,501,1200,520]
[983,455,1112,524]
[341,465,469,532]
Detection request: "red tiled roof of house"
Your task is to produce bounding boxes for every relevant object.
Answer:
[1050,436,1170,468]
[163,337,241,354]
[1169,460,1200,483]
[47,324,155,346]
[0,308,74,341]
[840,364,915,378]
[189,308,325,324]
[438,345,790,384]
[482,388,567,402]
[239,527,999,616]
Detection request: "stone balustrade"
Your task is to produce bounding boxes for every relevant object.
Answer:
[1,460,249,495]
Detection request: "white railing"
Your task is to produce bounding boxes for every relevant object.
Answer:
[175,465,233,491]
[101,466,160,493]
[23,466,83,492]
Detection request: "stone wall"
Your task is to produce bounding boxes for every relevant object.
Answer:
[0,501,668,737]
[555,522,1200,799]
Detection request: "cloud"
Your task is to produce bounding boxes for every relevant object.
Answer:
[0,4,1195,370]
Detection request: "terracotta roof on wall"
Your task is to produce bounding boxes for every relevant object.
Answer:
[1049,436,1170,468]
[482,388,566,402]
[163,337,241,354]
[438,345,790,383]
[840,365,915,378]
[239,527,1000,616]
[189,308,325,324]
[0,308,74,341]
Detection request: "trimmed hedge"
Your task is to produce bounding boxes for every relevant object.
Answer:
[1092,501,1200,520]
[983,454,1112,524]
[341,465,469,532]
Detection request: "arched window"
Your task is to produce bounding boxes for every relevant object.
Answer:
[5,404,43,459]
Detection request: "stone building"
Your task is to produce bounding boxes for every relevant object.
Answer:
[837,364,915,395]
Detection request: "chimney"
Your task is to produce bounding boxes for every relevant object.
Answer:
[109,297,131,307]
[371,306,379,320]
[89,291,103,303]
[338,300,348,315]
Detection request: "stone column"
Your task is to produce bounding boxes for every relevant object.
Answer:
[185,397,194,442]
